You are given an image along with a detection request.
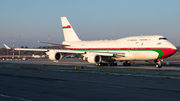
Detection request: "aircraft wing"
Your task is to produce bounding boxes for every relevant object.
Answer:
[4,44,125,57]
[4,44,49,51]
[52,50,125,57]
[36,41,125,57]
[14,48,48,51]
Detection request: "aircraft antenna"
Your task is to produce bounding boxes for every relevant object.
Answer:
[19,36,20,58]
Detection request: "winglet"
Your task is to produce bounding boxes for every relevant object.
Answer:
[4,44,11,49]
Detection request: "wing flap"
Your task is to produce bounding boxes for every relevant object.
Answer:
[53,50,85,54]
[52,50,125,57]
[4,43,125,57]
[87,51,125,57]
[15,48,48,51]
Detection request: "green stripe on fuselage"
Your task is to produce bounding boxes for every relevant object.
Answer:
[71,48,164,59]
[63,27,69,29]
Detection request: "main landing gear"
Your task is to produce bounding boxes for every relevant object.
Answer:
[96,61,131,66]
[96,59,163,68]
[109,63,117,66]
[96,63,108,66]
[123,61,131,66]
[96,62,117,66]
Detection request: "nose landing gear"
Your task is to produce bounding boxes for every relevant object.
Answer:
[156,59,162,68]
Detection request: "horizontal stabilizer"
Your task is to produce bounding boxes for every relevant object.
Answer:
[38,41,70,46]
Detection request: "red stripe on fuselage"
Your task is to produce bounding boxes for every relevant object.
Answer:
[66,47,177,58]
[155,48,177,58]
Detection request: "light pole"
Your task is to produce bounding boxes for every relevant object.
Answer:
[19,36,20,58]
[12,37,14,58]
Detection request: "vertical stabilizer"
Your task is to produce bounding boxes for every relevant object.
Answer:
[61,17,81,42]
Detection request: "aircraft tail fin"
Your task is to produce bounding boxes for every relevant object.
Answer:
[61,17,81,42]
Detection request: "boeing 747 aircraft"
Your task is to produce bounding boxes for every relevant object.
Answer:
[4,17,177,68]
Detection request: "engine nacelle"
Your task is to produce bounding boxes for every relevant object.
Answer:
[49,52,63,60]
[87,55,102,64]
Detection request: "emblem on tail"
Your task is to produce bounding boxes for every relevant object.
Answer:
[61,17,81,42]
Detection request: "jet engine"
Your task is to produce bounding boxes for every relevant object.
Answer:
[49,52,63,60]
[87,55,102,64]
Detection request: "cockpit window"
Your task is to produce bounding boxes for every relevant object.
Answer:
[159,37,167,40]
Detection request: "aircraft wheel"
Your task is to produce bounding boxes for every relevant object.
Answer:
[96,63,108,66]
[110,63,117,66]
[114,63,117,66]
[100,63,104,66]
[123,63,126,66]
[156,65,162,68]
[128,63,131,66]
[96,63,100,66]
[156,60,162,68]
[123,62,131,66]
[110,63,113,66]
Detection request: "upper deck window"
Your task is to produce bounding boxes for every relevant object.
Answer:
[130,39,137,41]
[140,39,148,41]
[159,37,167,40]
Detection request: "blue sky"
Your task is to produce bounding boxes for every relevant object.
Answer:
[0,0,180,48]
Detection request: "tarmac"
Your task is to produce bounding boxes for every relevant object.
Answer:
[1,58,180,70]
[0,58,180,100]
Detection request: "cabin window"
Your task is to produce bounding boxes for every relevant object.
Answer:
[130,39,137,41]
[159,37,167,40]
[140,39,148,41]
[157,42,161,45]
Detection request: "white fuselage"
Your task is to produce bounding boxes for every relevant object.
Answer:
[63,35,177,61]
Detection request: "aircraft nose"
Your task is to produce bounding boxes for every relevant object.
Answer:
[161,45,177,58]
[173,45,177,54]
[171,44,177,54]
[170,47,177,55]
